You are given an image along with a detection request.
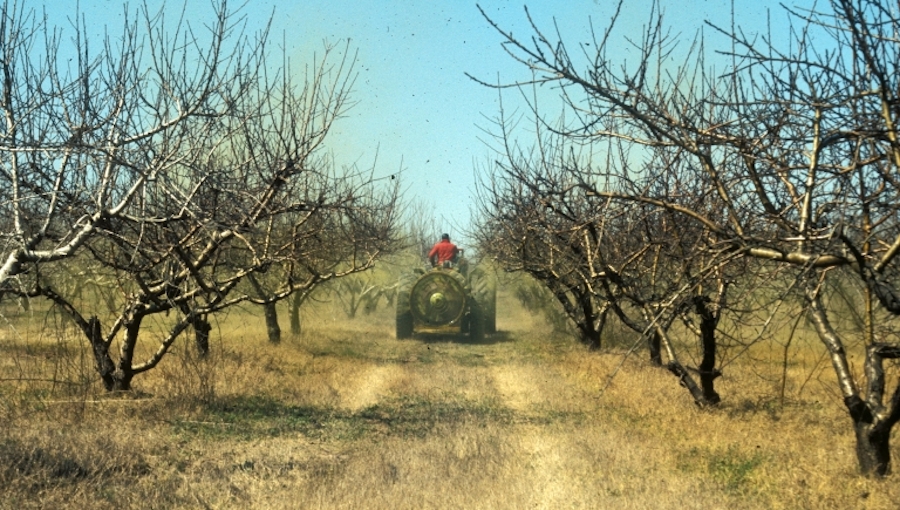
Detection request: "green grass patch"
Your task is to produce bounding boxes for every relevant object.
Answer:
[356,395,516,437]
[677,444,767,494]
[172,394,523,442]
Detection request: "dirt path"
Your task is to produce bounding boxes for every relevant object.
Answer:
[336,364,407,411]
[490,363,544,412]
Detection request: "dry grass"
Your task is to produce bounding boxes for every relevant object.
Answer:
[0,292,898,509]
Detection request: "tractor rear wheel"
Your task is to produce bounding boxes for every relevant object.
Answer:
[468,301,485,342]
[396,274,415,339]
[470,271,497,334]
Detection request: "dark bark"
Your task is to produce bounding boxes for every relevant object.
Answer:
[571,290,602,349]
[853,415,892,476]
[248,273,282,344]
[193,315,212,356]
[290,292,302,336]
[177,300,212,355]
[694,296,722,405]
[666,360,716,407]
[648,330,662,366]
[86,317,117,391]
[809,291,900,476]
[107,315,143,391]
[579,326,601,350]
[850,343,900,476]
[263,302,281,344]
[33,286,132,390]
[652,319,716,408]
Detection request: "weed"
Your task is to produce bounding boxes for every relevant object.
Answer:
[677,444,767,495]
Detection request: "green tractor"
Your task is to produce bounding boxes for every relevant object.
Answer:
[395,256,496,341]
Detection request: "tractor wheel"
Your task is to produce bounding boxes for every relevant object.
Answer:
[468,300,485,342]
[470,271,497,334]
[484,285,497,334]
[396,274,415,339]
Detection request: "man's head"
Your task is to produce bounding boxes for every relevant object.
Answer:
[441,233,450,241]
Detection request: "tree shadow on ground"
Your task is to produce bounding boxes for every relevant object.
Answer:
[413,330,515,346]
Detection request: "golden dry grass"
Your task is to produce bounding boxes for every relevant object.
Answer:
[0,291,898,509]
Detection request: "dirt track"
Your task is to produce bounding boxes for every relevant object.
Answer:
[210,304,765,510]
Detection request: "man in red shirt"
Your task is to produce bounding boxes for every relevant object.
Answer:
[428,233,459,267]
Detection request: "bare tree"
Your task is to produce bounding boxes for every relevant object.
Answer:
[5,1,400,391]
[474,0,900,476]
[0,0,242,289]
[473,108,735,405]
[473,118,610,349]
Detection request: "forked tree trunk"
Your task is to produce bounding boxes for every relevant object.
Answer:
[176,301,212,356]
[86,316,134,391]
[655,321,718,408]
[89,318,137,392]
[852,343,900,476]
[808,291,900,477]
[38,287,135,391]
[86,316,118,391]
[853,419,892,476]
[666,360,711,406]
[546,281,604,350]
[108,317,144,391]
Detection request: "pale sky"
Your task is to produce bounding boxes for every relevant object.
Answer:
[42,0,786,245]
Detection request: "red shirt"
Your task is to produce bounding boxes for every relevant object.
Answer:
[428,239,459,265]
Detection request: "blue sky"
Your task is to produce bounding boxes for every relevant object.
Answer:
[42,0,786,246]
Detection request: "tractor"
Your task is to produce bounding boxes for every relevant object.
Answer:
[395,254,496,341]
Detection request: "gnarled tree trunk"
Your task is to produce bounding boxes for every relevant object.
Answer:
[262,302,281,344]
[193,315,212,356]
[248,273,282,344]
[808,291,900,476]
[694,296,722,405]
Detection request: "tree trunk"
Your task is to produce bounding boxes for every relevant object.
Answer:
[648,331,662,366]
[290,292,302,336]
[695,297,722,405]
[346,298,359,319]
[655,321,716,408]
[853,419,892,476]
[263,302,281,344]
[247,273,281,343]
[86,317,118,391]
[108,370,134,392]
[194,315,211,356]
[576,293,602,350]
[807,292,900,477]
[90,320,134,391]
[108,316,143,391]
[666,360,714,407]
[579,327,601,350]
